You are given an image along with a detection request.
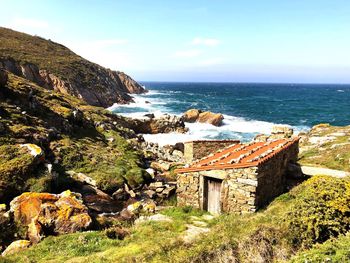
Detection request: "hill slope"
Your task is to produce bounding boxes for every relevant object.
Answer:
[0,68,150,204]
[0,27,146,107]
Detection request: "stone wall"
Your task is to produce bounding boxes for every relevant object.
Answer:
[177,167,258,213]
[183,140,240,163]
[255,140,299,207]
[176,171,201,208]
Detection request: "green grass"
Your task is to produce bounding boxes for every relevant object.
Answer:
[290,234,350,262]
[3,207,207,263]
[4,176,350,262]
[299,124,350,171]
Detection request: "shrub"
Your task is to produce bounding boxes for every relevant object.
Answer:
[290,234,350,262]
[286,175,350,248]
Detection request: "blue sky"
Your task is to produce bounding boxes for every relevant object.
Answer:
[1,0,350,83]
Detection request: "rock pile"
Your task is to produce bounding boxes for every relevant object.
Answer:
[128,114,188,134]
[141,141,185,162]
[254,125,294,142]
[182,109,224,126]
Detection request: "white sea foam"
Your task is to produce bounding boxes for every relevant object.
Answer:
[107,89,309,146]
[143,116,279,146]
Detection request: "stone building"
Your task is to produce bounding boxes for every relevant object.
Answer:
[176,138,299,214]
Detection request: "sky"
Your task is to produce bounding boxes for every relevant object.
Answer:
[1,0,350,83]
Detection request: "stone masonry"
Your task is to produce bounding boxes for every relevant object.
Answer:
[176,138,299,214]
[184,140,240,163]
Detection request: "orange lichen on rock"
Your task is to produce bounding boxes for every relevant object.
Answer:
[10,191,92,243]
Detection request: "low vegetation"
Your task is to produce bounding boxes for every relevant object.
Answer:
[299,123,350,171]
[290,234,350,262]
[0,73,148,202]
[3,175,350,262]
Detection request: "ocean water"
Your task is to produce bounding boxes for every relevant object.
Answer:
[109,82,350,146]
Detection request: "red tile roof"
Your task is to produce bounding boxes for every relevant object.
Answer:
[176,138,299,173]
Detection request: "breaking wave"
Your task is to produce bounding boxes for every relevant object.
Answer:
[107,89,308,146]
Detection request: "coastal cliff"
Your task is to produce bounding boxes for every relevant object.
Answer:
[0,27,146,107]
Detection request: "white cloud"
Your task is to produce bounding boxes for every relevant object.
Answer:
[191,37,220,47]
[173,49,202,58]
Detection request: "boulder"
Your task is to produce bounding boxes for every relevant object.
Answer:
[66,170,97,187]
[142,200,156,213]
[172,149,184,159]
[126,201,142,214]
[162,186,176,197]
[271,125,293,138]
[182,109,224,126]
[197,111,224,126]
[126,114,188,134]
[1,240,31,257]
[112,188,129,201]
[78,185,123,213]
[0,69,8,87]
[10,190,92,243]
[143,189,156,199]
[19,143,44,158]
[183,109,201,123]
[135,214,172,225]
[149,181,164,189]
[150,161,171,172]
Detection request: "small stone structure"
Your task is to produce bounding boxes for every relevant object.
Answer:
[176,138,299,214]
[184,140,240,163]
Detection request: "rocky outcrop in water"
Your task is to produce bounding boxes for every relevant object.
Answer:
[126,114,188,134]
[182,109,224,126]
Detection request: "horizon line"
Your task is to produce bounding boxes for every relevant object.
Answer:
[138,80,350,85]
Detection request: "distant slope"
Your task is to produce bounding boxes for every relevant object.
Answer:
[0,27,146,107]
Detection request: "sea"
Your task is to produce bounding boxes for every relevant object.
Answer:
[109,82,350,146]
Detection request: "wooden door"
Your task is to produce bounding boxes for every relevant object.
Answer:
[206,178,222,214]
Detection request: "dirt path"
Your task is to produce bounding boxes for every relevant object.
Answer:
[182,215,215,243]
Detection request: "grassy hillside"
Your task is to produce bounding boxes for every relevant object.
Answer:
[3,175,350,262]
[0,27,145,107]
[0,27,83,75]
[0,71,149,203]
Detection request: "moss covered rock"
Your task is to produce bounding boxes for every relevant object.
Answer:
[0,144,43,202]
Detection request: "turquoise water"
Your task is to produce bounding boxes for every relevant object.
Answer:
[110,82,350,145]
